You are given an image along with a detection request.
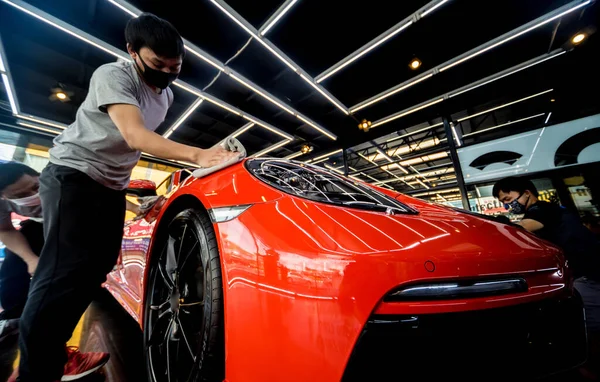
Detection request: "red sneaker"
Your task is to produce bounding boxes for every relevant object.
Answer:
[61,346,110,381]
[7,367,18,382]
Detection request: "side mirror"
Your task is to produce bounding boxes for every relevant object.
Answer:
[127,179,157,197]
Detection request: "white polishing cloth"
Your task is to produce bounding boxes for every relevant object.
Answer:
[192,137,246,179]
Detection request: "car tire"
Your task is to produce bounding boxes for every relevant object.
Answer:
[143,208,224,382]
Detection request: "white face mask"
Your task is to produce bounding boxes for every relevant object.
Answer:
[10,193,41,207]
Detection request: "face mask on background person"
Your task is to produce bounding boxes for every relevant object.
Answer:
[505,193,529,214]
[136,54,178,90]
[10,192,42,207]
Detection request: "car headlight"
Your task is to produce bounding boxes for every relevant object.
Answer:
[245,158,417,215]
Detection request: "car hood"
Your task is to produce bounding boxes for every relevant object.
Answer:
[275,196,562,278]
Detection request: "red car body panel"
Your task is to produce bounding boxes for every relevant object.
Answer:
[105,159,572,382]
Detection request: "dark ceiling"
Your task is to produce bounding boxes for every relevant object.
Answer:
[1,0,599,196]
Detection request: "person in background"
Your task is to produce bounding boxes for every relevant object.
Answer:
[0,163,43,332]
[493,176,600,379]
[12,12,237,382]
[0,162,142,378]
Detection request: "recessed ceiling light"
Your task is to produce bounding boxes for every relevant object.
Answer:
[409,58,422,70]
[572,33,586,44]
[56,92,67,100]
[358,119,372,132]
[550,98,556,102]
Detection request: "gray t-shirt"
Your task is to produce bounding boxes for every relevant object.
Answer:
[49,60,173,190]
[0,199,43,228]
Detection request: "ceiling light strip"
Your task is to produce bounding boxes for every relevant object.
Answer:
[16,121,60,135]
[296,115,337,140]
[0,35,19,114]
[372,98,444,128]
[2,0,292,140]
[285,151,304,160]
[259,0,298,36]
[421,0,450,17]
[2,0,130,61]
[316,0,449,83]
[316,20,414,84]
[228,73,295,115]
[351,73,433,113]
[164,98,204,138]
[346,0,588,113]
[308,149,343,163]
[230,122,255,139]
[208,0,349,115]
[107,0,138,17]
[462,113,546,137]
[544,112,552,124]
[440,0,591,72]
[450,50,565,98]
[373,50,564,130]
[108,0,334,140]
[456,89,553,122]
[387,122,444,143]
[17,114,68,130]
[240,114,294,140]
[1,74,18,114]
[253,139,292,157]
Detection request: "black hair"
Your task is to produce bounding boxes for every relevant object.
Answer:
[492,176,539,199]
[0,162,39,193]
[125,13,185,59]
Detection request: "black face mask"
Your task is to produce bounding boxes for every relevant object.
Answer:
[505,192,529,214]
[136,55,178,90]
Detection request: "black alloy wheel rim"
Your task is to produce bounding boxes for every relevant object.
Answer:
[147,217,206,382]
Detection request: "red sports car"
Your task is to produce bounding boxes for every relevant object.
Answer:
[105,158,587,382]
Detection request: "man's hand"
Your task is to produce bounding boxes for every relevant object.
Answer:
[194,146,239,168]
[107,104,240,165]
[26,256,39,276]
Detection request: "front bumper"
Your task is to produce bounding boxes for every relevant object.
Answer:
[343,293,587,381]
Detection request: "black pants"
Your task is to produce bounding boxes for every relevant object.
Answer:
[18,163,126,381]
[0,221,44,320]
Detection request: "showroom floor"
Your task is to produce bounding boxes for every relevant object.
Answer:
[0,290,593,381]
[0,290,145,381]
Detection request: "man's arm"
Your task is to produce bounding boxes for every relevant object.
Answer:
[107,104,237,168]
[0,224,38,275]
[519,218,544,232]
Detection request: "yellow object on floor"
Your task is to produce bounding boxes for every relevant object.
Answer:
[12,313,86,371]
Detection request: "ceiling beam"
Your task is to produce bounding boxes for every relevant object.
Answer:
[105,0,337,141]
[349,0,591,113]
[315,0,449,84]
[259,0,299,36]
[370,49,565,130]
[207,0,350,116]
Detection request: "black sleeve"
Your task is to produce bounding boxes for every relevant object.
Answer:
[523,203,554,226]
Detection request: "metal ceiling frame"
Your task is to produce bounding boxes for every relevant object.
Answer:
[0,0,295,167]
[105,0,337,141]
[259,0,299,36]
[349,0,591,114]
[0,0,295,157]
[462,112,547,138]
[0,34,20,116]
[315,0,449,83]
[207,0,350,115]
[370,49,566,130]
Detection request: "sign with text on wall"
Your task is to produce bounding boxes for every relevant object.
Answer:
[457,114,600,184]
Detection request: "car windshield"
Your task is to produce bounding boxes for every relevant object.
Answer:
[246,158,417,215]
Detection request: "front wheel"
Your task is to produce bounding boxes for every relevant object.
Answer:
[143,209,224,382]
